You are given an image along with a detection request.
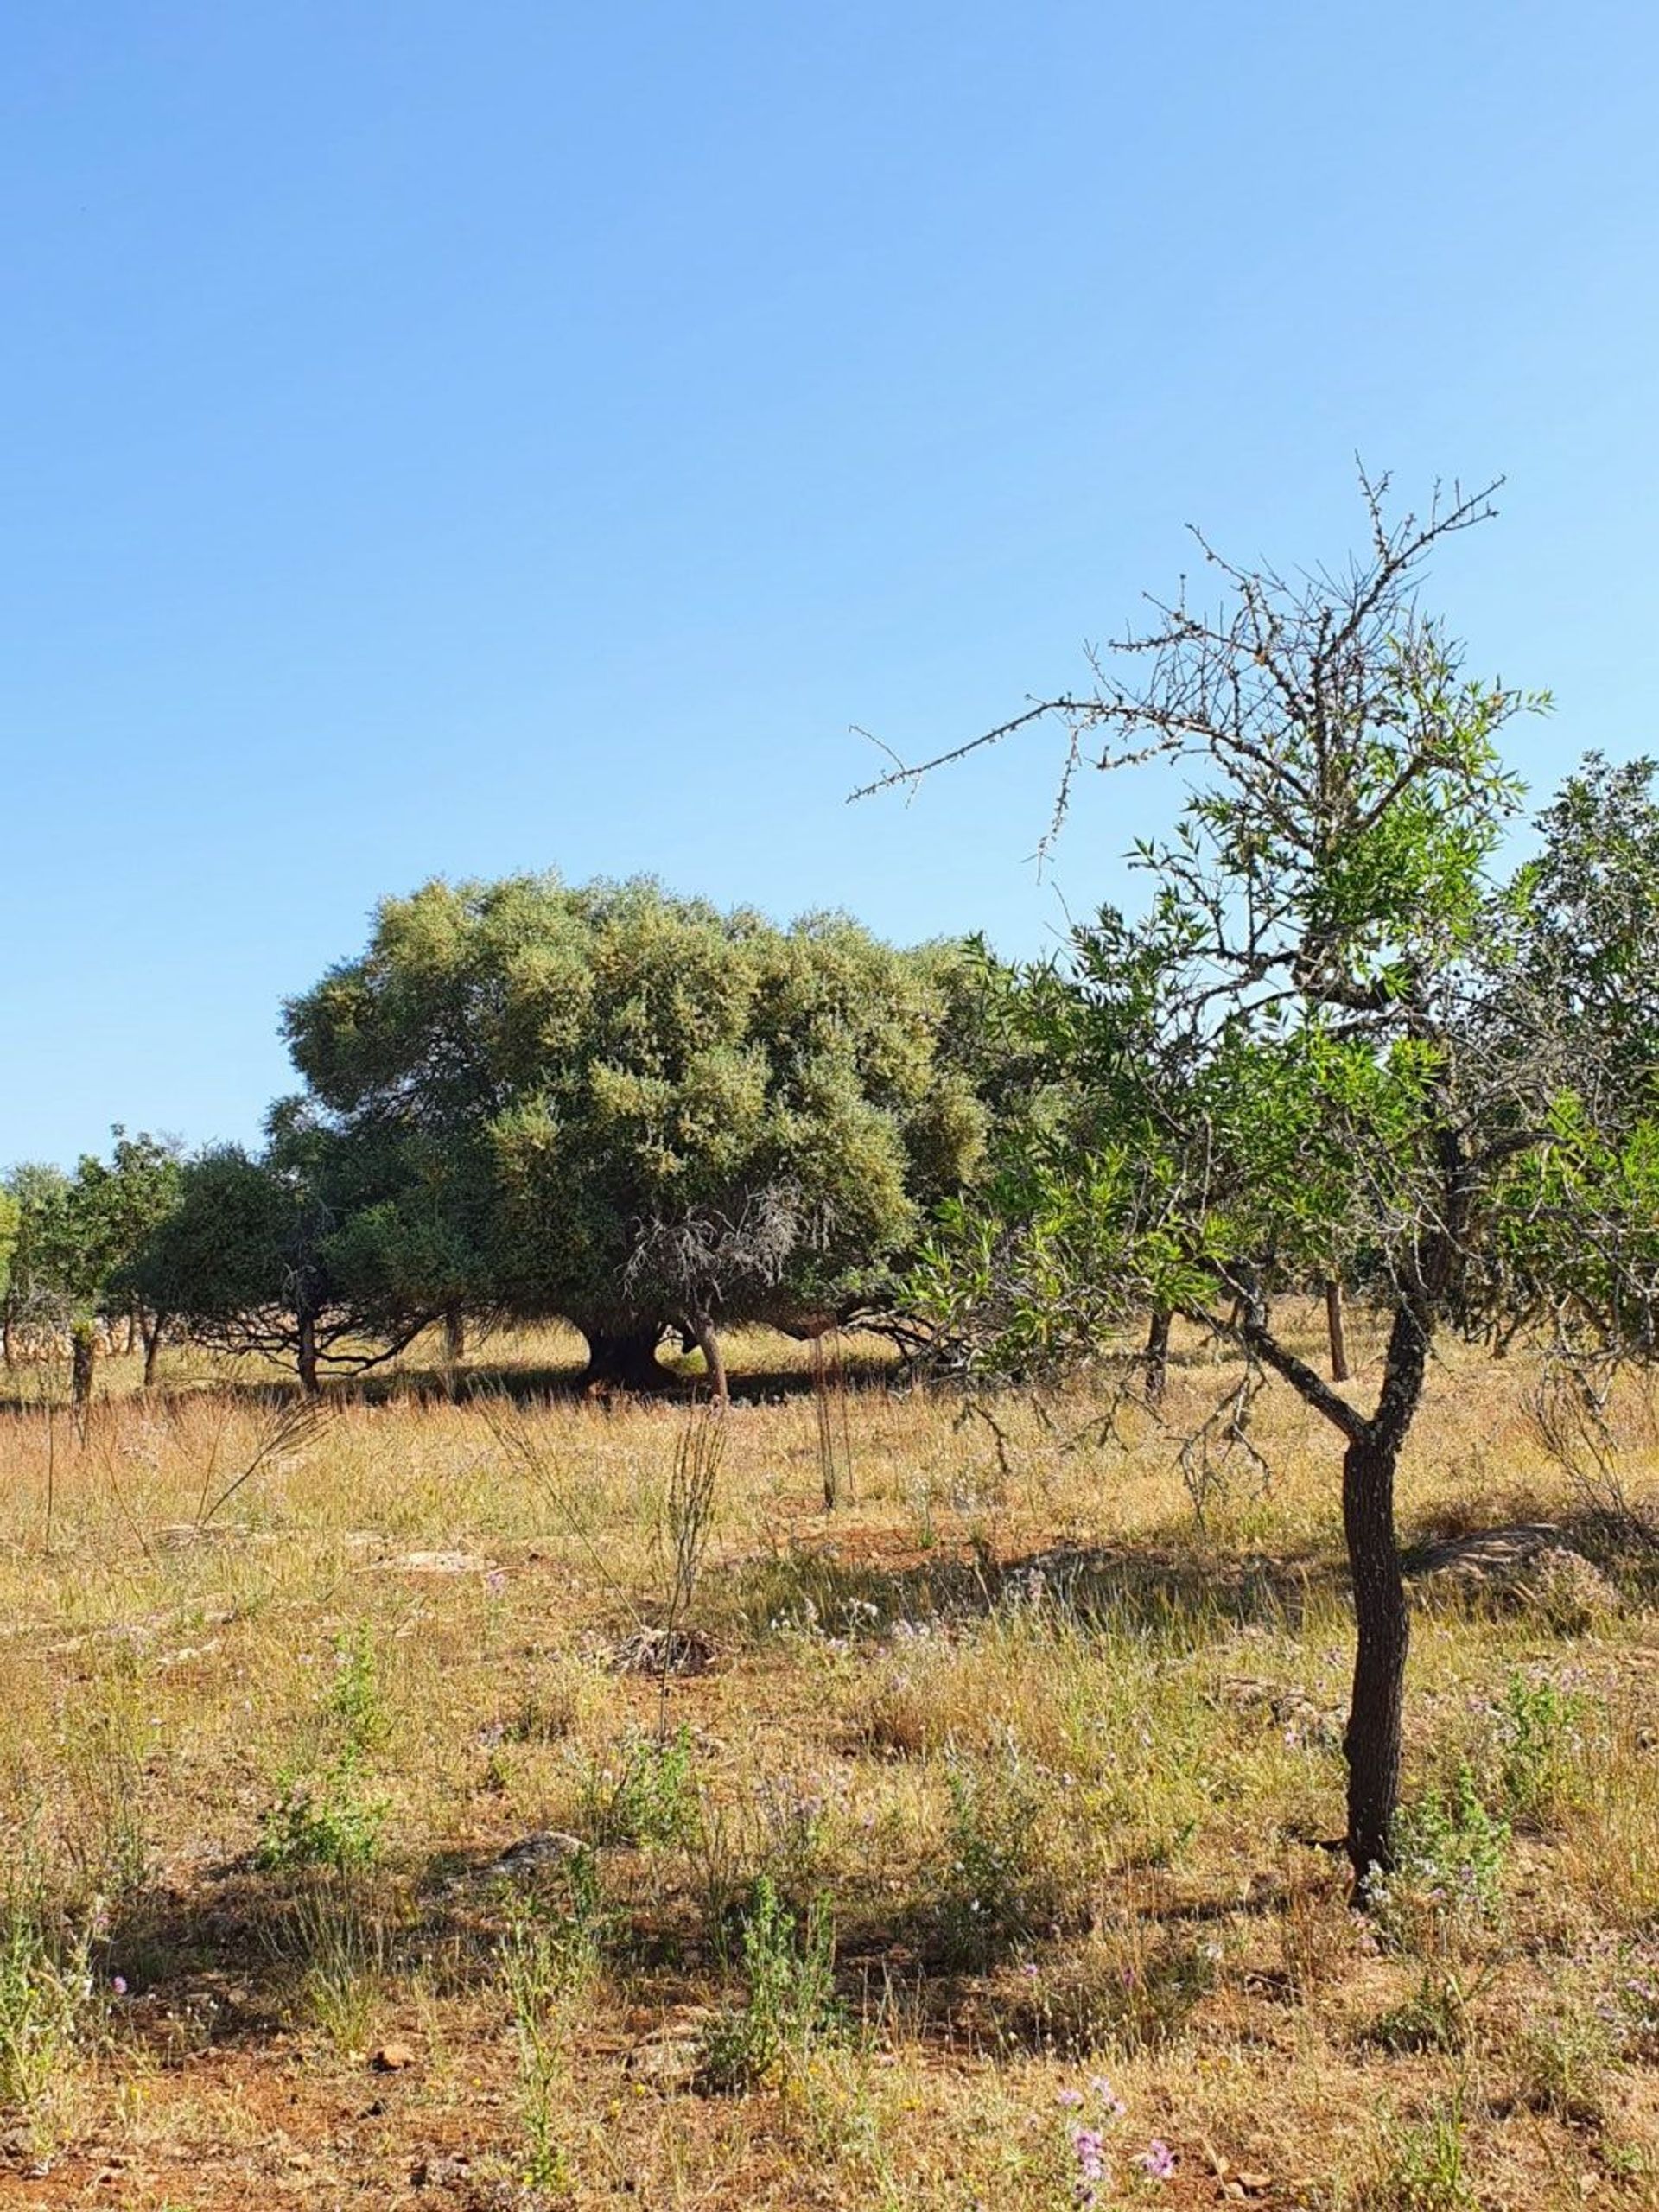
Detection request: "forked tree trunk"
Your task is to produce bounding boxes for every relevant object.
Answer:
[578,1324,666,1392]
[1325,1280,1350,1382]
[1144,1308,1172,1401]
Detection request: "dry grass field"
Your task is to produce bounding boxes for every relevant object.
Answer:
[0,1313,1654,2210]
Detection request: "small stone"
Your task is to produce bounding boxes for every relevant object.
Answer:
[372,2041,417,2072]
[480,1831,586,1879]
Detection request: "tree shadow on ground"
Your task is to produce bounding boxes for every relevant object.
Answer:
[725,1535,1349,1644]
[0,1344,902,1419]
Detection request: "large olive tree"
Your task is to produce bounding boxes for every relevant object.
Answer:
[282,874,989,1389]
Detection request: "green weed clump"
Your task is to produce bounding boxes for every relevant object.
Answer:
[698,1874,841,2090]
[1375,1765,1510,1951]
[0,1908,92,2139]
[256,1626,391,1875]
[498,1886,599,2191]
[578,1725,697,1847]
[932,1739,1065,1968]
[1364,2096,1478,2212]
[1486,1668,1587,1831]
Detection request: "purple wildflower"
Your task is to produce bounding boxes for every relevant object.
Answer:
[1071,2126,1106,2183]
[1136,2139,1175,2181]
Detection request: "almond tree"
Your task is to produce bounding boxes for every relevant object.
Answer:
[873,475,1659,1884]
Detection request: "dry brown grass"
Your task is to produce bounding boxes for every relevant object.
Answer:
[0,1311,1653,2209]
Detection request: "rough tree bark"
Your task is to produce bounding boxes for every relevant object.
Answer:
[296,1309,321,1398]
[689,1312,728,1409]
[443,1307,467,1365]
[71,1320,96,1408]
[141,1313,168,1389]
[1339,1297,1430,1883]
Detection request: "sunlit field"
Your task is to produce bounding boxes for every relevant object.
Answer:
[1,1314,1654,2209]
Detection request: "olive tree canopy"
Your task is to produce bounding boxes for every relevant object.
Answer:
[282,874,989,1386]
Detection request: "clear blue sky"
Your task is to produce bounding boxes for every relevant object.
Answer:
[4,1,1656,1167]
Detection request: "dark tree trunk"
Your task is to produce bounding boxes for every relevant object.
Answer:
[578,1323,666,1392]
[296,1309,321,1398]
[443,1307,467,1365]
[1325,1279,1350,1382]
[1144,1308,1172,1401]
[690,1313,728,1409]
[1341,1297,1432,1886]
[71,1320,96,1408]
[142,1313,167,1389]
[2,1303,11,1369]
[1340,1425,1409,1883]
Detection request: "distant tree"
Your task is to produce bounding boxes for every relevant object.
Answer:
[128,1123,438,1395]
[0,1185,16,1315]
[1489,751,1659,1121]
[2,1163,73,1364]
[872,474,1659,1886]
[73,1128,185,1382]
[282,875,990,1389]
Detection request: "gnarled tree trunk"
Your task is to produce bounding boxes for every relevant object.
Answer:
[689,1313,728,1410]
[577,1322,666,1392]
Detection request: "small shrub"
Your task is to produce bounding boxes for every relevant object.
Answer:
[1602,1940,1659,2062]
[1515,1999,1619,2125]
[578,1726,696,1848]
[1364,2098,1478,2212]
[498,1900,586,2190]
[752,1771,840,1909]
[257,1763,386,1876]
[1375,1765,1510,1950]
[1488,1669,1586,1829]
[697,1874,840,2091]
[324,1624,390,1758]
[931,1739,1063,1968]
[257,1626,391,1875]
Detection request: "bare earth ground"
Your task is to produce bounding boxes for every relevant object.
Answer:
[0,1313,1654,2210]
